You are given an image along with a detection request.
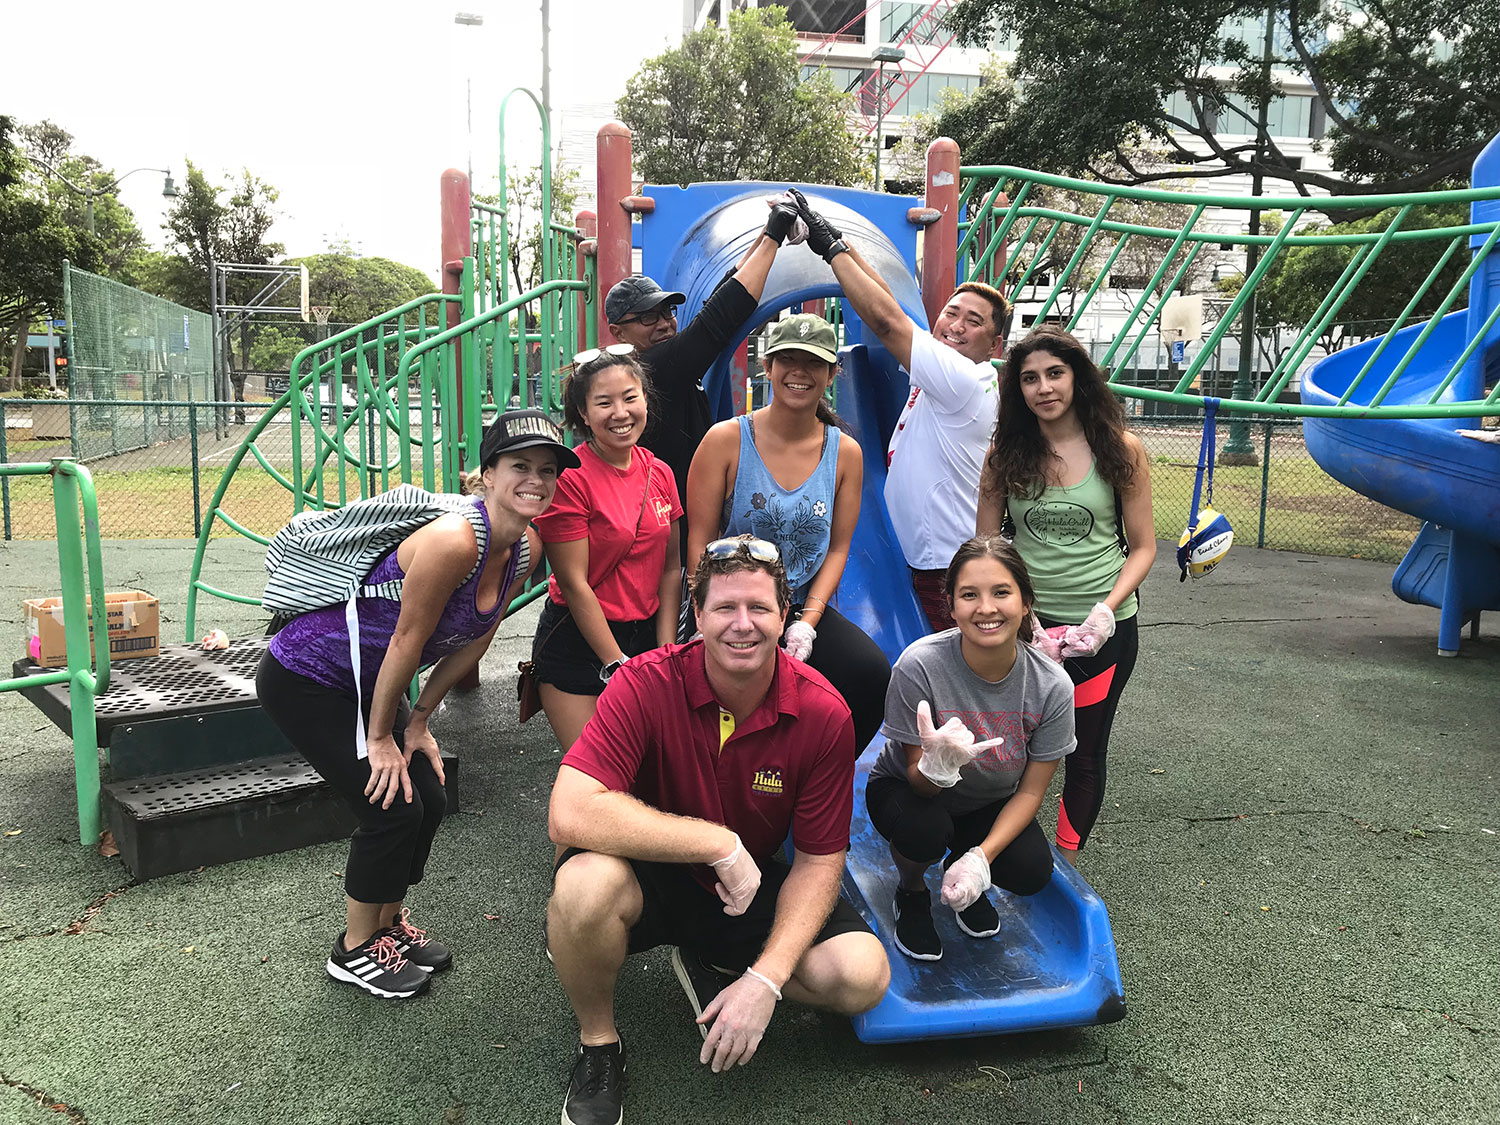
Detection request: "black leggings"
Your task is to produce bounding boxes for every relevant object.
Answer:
[796,604,891,753]
[1036,612,1140,851]
[256,651,447,904]
[865,775,1054,897]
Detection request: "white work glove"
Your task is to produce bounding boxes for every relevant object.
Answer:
[782,620,817,662]
[698,968,780,1072]
[940,846,993,911]
[1029,620,1068,664]
[1061,602,1116,658]
[914,699,1004,789]
[709,832,762,916]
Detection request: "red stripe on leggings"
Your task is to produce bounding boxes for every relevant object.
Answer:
[1073,664,1116,709]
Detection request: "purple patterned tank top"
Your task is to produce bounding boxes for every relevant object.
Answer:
[269,498,518,696]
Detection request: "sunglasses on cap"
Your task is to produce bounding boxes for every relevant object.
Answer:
[572,343,636,369]
[616,305,678,329]
[703,536,780,563]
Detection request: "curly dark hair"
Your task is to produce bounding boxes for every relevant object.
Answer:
[559,350,653,439]
[984,326,1135,502]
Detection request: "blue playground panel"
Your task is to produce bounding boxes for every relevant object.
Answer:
[634,180,1128,1037]
[843,760,1126,1044]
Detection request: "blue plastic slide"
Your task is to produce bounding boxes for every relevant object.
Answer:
[1302,138,1500,656]
[638,182,1126,1039]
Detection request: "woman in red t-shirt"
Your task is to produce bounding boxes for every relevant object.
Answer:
[532,347,683,750]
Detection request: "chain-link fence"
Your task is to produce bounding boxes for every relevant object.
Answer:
[63,266,216,462]
[0,395,1422,563]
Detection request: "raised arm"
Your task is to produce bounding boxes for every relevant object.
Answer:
[828,245,914,370]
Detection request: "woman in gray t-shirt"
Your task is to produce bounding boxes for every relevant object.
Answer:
[866,537,1076,962]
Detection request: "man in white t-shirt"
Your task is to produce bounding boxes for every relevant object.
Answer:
[790,191,1008,630]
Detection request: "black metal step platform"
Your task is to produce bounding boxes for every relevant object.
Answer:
[104,750,459,880]
[16,636,460,880]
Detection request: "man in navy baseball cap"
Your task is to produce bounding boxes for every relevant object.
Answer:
[605,199,800,523]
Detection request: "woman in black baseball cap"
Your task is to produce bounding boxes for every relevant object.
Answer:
[258,406,570,1002]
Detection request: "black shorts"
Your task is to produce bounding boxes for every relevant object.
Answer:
[532,597,658,697]
[554,848,872,970]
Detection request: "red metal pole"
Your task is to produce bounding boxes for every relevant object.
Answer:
[575,209,597,348]
[922,137,960,329]
[440,167,471,432]
[440,169,482,691]
[596,122,634,345]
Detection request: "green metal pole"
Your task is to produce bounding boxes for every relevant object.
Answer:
[51,464,102,845]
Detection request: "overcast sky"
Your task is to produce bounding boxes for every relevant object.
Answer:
[5,0,682,281]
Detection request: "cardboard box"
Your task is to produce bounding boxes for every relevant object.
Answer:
[23,590,160,668]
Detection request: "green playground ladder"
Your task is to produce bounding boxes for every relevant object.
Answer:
[954,166,1500,419]
[185,88,588,639]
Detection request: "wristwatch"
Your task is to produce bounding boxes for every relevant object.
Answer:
[824,238,849,263]
[599,657,627,684]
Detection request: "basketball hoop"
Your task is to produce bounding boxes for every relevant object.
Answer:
[311,306,334,327]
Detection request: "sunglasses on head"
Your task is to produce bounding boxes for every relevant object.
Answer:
[618,305,678,329]
[572,343,636,368]
[703,536,780,564]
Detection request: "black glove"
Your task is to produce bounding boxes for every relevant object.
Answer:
[764,202,799,245]
[788,188,843,261]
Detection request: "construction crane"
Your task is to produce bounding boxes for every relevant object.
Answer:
[797,0,962,136]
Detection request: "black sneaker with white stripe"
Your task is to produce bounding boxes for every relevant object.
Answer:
[669,947,737,1040]
[326,930,431,999]
[562,1040,625,1125]
[381,907,453,973]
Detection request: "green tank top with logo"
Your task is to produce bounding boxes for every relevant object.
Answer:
[1006,460,1136,624]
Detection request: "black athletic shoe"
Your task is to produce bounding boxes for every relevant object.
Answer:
[955,892,1002,938]
[562,1040,626,1125]
[669,947,737,1040]
[892,887,942,961]
[325,930,431,999]
[381,907,453,973]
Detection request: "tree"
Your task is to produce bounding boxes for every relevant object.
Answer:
[942,0,1500,196]
[288,249,436,326]
[0,117,97,390]
[617,6,867,187]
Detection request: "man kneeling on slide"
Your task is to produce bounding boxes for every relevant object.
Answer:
[546,535,890,1125]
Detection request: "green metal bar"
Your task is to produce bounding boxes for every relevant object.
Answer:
[1439,300,1500,402]
[191,580,266,607]
[1031,195,1117,325]
[1397,226,1500,405]
[1109,241,1207,381]
[1337,227,1458,405]
[955,176,1011,267]
[1176,209,1306,391]
[1114,382,1500,418]
[213,509,271,545]
[1065,233,1132,335]
[958,165,1500,213]
[1006,218,1061,300]
[971,182,1033,288]
[1101,204,1206,368]
[1257,245,1375,402]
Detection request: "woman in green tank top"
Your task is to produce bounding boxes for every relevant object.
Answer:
[977,326,1155,858]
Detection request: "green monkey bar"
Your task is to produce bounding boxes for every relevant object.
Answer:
[955,166,1500,419]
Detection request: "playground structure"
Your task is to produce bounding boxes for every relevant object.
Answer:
[20,88,1498,1035]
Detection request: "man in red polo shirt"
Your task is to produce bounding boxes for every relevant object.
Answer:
[547,536,890,1125]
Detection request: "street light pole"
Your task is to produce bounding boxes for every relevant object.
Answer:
[871,45,906,192]
[1220,1,1275,465]
[35,165,177,235]
[455,12,484,185]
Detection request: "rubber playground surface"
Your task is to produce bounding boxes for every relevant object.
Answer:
[0,537,1495,1124]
